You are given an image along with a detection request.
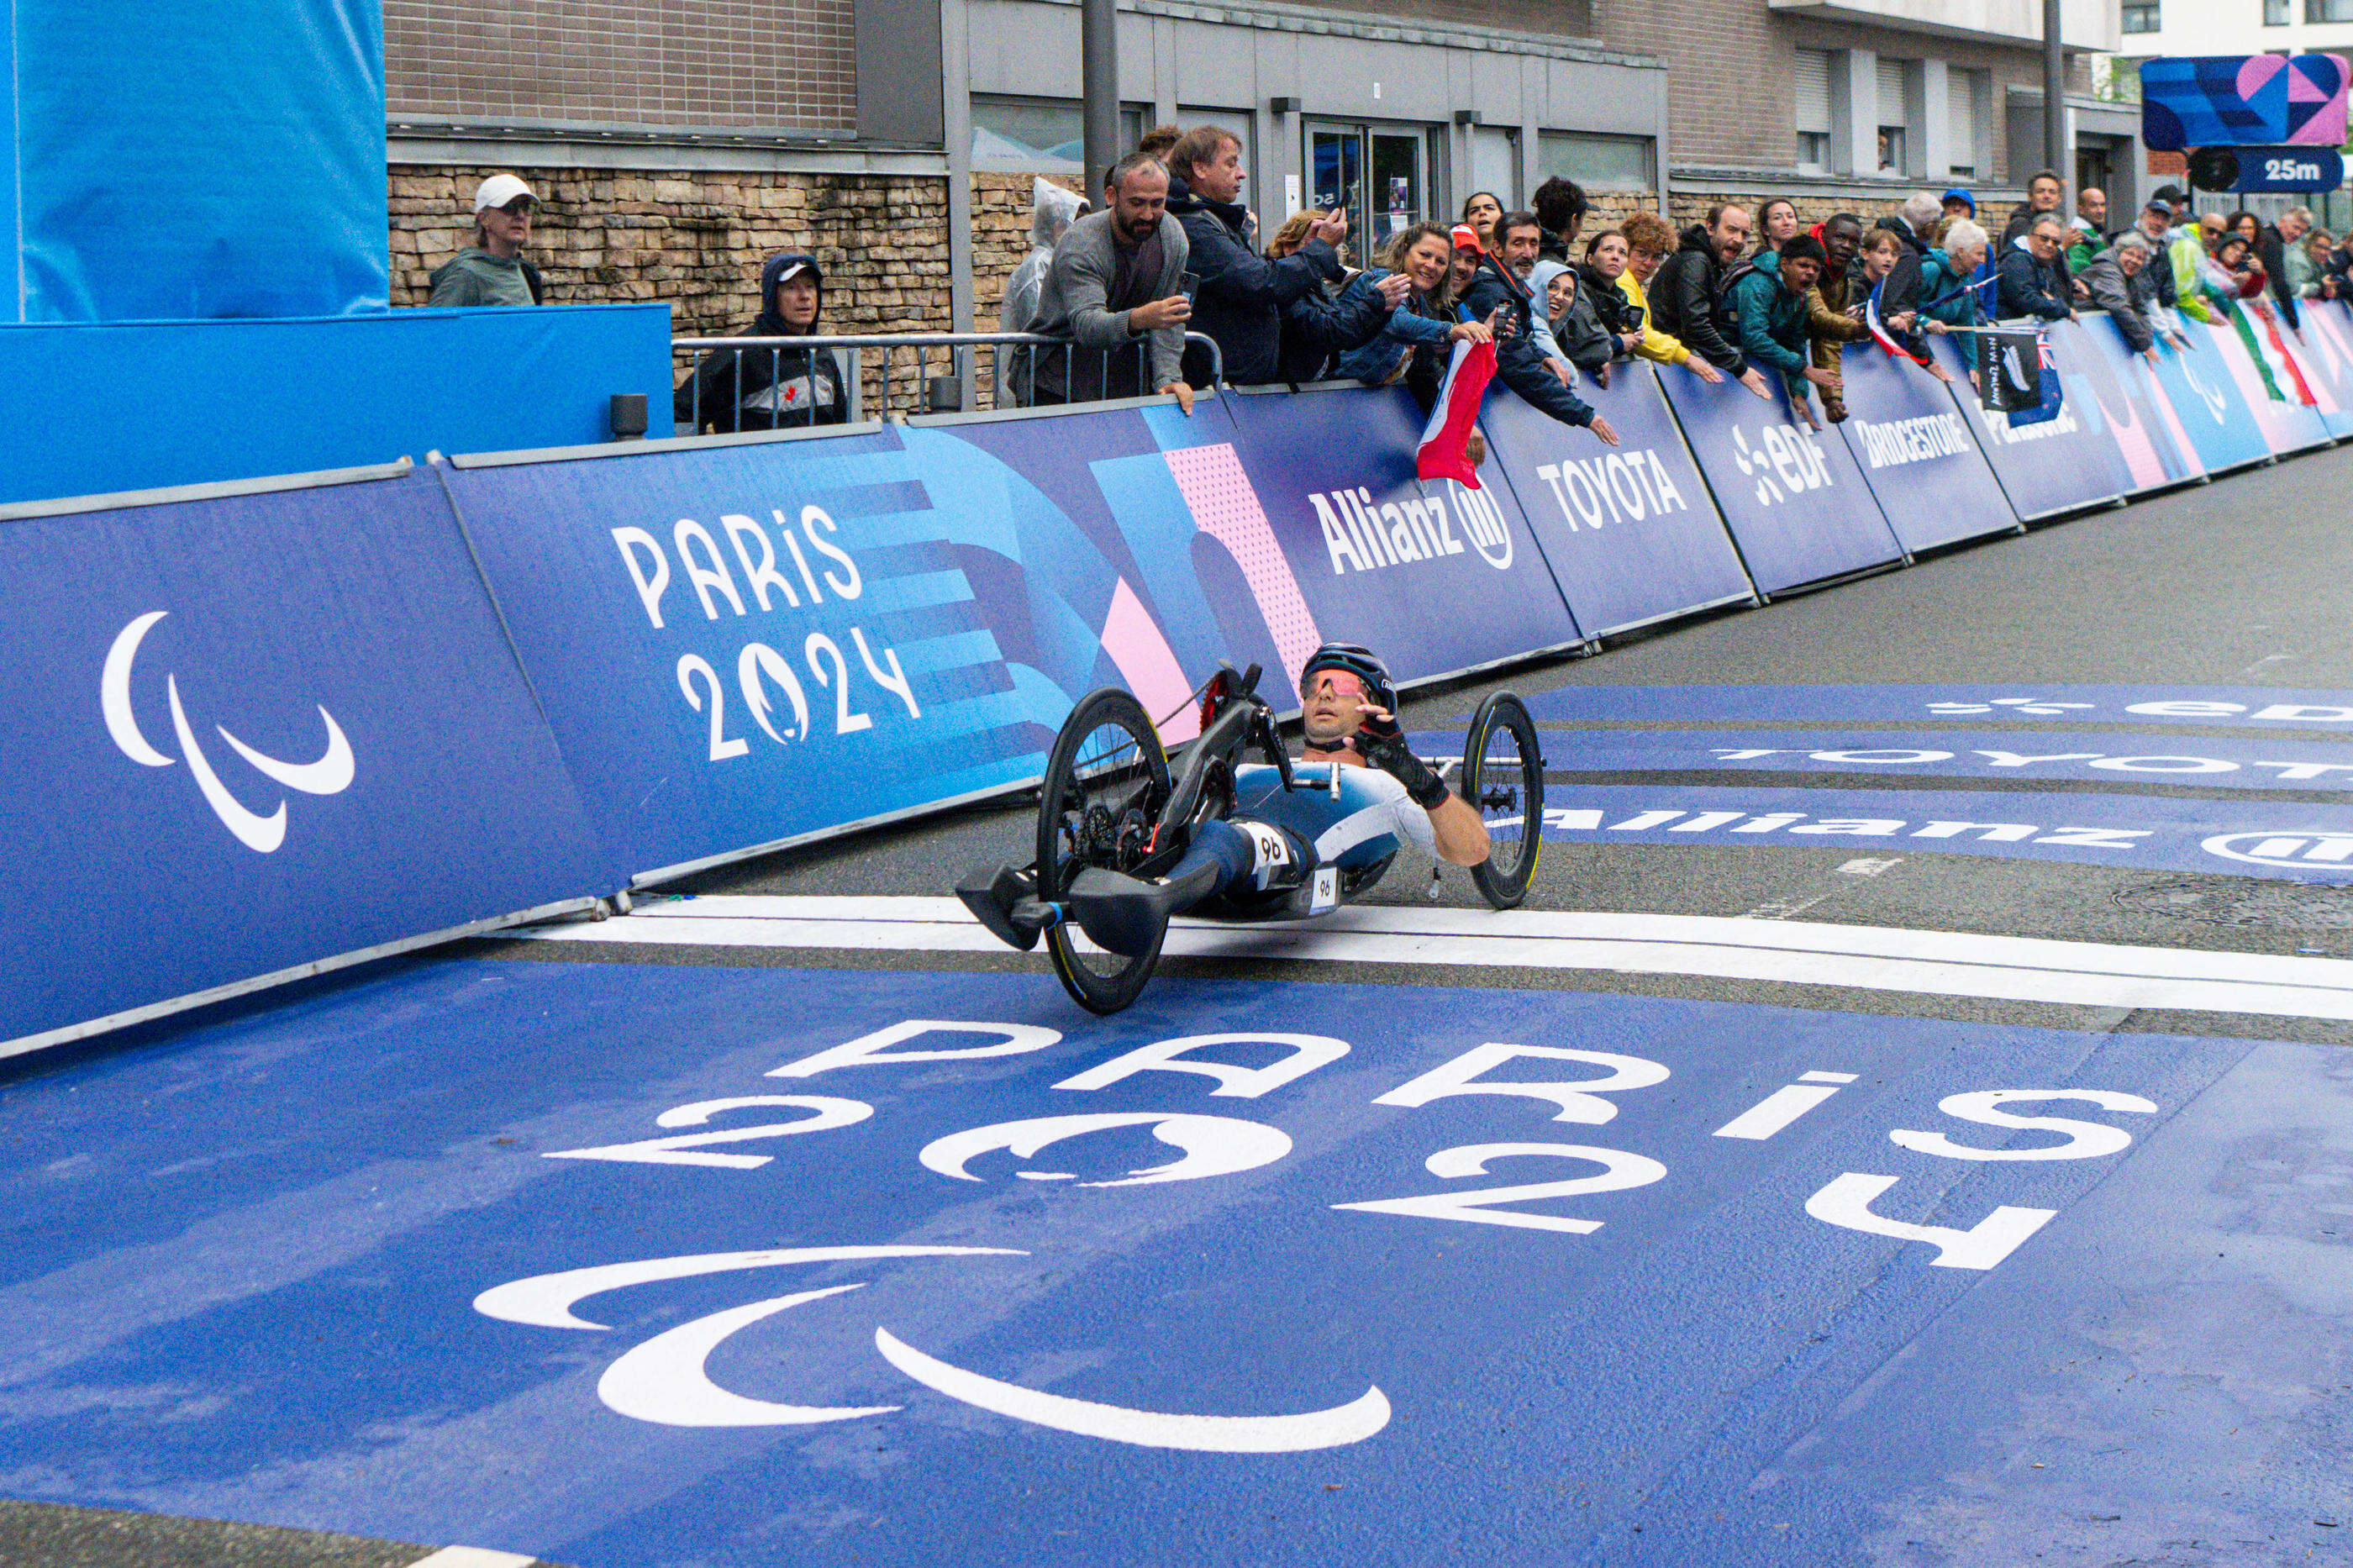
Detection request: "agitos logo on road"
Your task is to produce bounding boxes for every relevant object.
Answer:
[102,610,356,853]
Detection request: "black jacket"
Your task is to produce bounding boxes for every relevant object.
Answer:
[1582,264,1645,339]
[1996,240,2072,321]
[1274,271,1395,383]
[1166,174,1343,385]
[1649,225,1743,372]
[1453,255,1595,428]
[673,251,850,433]
[2257,224,2304,329]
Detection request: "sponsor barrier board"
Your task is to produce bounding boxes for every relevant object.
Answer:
[2059,315,2207,493]
[1476,367,1756,637]
[1655,360,1908,593]
[2141,312,2273,476]
[1930,329,2134,521]
[1830,343,2020,552]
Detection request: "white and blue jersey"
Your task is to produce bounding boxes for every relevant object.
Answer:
[1230,760,1437,872]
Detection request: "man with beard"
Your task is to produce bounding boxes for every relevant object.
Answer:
[1015,151,1196,410]
[1651,204,1773,397]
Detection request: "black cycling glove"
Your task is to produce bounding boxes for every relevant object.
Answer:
[1355,712,1453,809]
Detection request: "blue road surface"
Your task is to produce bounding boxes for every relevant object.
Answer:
[2,962,2348,1565]
[1418,727,2353,790]
[1513,783,2353,881]
[1498,682,2353,730]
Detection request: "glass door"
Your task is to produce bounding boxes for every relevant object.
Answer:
[1308,122,1427,269]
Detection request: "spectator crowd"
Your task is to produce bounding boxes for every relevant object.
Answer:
[422,133,2353,444]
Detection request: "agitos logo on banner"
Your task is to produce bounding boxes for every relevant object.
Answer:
[102,610,357,854]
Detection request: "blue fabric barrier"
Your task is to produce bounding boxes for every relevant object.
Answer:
[1929,329,2134,522]
[2194,312,2334,458]
[1476,367,1756,638]
[0,304,676,507]
[2272,297,2353,440]
[2061,315,2208,495]
[2139,314,2273,476]
[9,0,387,323]
[0,464,619,1054]
[1830,344,2021,554]
[1654,360,1908,593]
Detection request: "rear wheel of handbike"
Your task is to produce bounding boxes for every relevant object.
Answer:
[1037,688,1172,1013]
[1462,692,1543,909]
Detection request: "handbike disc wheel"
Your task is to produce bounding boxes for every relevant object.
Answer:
[1037,688,1172,1013]
[1462,692,1543,909]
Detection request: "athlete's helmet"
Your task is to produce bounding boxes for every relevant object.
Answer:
[1298,643,1397,717]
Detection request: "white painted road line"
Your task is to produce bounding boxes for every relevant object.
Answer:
[499,896,2353,1022]
[409,1549,539,1568]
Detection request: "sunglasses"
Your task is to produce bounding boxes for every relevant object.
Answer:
[497,197,537,216]
[1302,671,1366,699]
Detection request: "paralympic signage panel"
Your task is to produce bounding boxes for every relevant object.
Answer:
[2139,54,2351,151]
[2136,309,2271,476]
[1655,361,1908,593]
[0,464,616,1053]
[2198,313,2334,457]
[2056,315,2206,495]
[440,426,1108,881]
[1829,343,2022,552]
[1474,366,1757,637]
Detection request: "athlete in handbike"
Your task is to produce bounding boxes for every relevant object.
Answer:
[957,644,1543,1013]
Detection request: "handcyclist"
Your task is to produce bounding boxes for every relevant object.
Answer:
[1064,645,1492,955]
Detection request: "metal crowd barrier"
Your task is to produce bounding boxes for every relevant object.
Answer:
[672,331,1228,430]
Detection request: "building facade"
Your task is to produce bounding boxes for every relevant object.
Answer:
[383,0,2131,368]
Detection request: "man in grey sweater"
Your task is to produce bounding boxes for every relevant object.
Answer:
[1014,152,1195,413]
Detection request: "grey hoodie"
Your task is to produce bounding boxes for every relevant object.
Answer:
[1015,207,1190,403]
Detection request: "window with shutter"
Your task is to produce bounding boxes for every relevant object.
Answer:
[1793,50,1831,134]
[1877,58,1910,128]
[1947,68,1979,176]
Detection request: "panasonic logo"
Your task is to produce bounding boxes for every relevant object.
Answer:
[1856,411,1973,469]
[1311,485,1513,575]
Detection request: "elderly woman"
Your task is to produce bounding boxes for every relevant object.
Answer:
[1918,216,1991,359]
[2075,231,2163,360]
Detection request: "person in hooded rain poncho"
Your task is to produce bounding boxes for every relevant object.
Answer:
[674,252,854,434]
[998,177,1089,403]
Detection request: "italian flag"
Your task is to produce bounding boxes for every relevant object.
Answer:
[1416,338,1498,489]
[2233,298,2318,405]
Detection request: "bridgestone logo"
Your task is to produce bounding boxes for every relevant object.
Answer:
[1857,412,1972,470]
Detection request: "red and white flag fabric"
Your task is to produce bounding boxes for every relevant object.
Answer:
[1415,337,1497,489]
[1864,279,1933,366]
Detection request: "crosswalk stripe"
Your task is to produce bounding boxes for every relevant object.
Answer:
[498,895,2353,1022]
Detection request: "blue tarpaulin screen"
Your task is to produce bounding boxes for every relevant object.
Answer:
[8,0,389,322]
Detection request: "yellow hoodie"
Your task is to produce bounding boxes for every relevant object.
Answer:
[1617,268,1692,366]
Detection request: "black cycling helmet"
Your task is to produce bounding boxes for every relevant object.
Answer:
[1298,643,1397,715]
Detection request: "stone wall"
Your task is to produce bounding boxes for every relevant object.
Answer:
[390,163,951,408]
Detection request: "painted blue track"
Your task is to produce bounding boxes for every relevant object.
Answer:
[3,960,2347,1564]
[1499,682,2353,731]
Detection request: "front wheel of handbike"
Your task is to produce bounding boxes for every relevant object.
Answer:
[1037,688,1172,1013]
[1462,692,1544,909]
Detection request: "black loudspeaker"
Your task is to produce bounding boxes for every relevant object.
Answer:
[2187,147,2240,191]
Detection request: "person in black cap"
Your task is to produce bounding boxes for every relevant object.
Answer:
[674,252,852,434]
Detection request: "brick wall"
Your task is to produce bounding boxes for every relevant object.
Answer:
[385,0,856,132]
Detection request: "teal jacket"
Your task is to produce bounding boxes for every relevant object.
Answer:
[1917,248,1986,329]
[1726,249,1813,386]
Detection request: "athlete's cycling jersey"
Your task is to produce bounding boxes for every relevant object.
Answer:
[1230,760,1437,871]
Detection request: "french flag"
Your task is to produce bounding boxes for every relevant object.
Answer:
[1415,337,1498,489]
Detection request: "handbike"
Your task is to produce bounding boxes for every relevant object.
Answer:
[955,662,1544,1014]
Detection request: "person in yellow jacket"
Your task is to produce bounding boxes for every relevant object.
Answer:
[1618,212,1725,383]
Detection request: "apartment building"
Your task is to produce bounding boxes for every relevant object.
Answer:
[381,0,2127,345]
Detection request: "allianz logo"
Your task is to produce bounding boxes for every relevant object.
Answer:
[1541,803,2149,849]
[1310,481,1513,574]
[1728,423,1834,506]
[2202,831,2353,870]
[1856,411,1972,471]
[1529,450,1692,532]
